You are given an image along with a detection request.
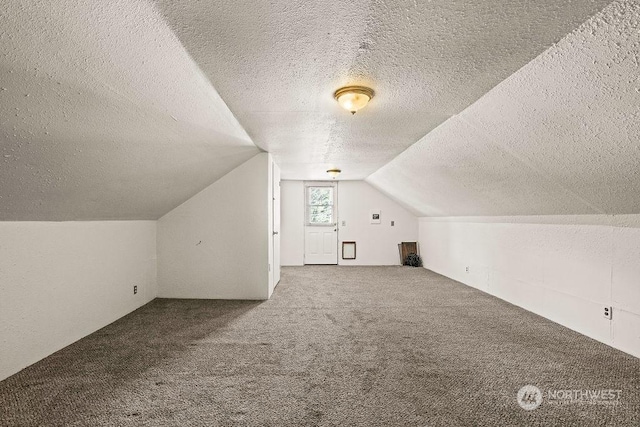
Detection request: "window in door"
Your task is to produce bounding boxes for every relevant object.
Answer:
[306,186,335,225]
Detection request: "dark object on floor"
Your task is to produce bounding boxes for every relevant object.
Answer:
[398,241,418,264]
[404,252,423,267]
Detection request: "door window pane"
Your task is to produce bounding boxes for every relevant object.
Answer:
[308,187,333,206]
[310,205,333,224]
[307,187,334,225]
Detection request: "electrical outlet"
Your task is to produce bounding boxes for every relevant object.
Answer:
[465,266,469,273]
[133,285,137,295]
[341,220,346,226]
[604,306,612,320]
[391,221,395,226]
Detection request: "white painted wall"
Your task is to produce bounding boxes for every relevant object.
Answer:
[0,221,157,381]
[280,180,418,266]
[157,153,271,300]
[280,181,305,266]
[338,181,418,265]
[419,215,640,359]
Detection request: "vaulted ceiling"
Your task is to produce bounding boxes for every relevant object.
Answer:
[1,0,636,220]
[368,0,640,216]
[0,1,258,220]
[154,0,611,180]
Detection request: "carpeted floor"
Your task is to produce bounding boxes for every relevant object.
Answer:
[1,266,639,426]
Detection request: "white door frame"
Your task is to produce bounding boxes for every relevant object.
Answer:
[272,161,281,289]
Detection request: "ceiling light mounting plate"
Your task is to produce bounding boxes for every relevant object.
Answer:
[326,168,341,179]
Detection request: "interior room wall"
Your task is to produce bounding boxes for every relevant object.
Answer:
[157,153,271,300]
[0,221,157,381]
[419,215,640,358]
[280,180,418,266]
[337,181,418,265]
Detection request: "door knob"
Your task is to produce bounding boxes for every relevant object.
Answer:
[273,231,279,235]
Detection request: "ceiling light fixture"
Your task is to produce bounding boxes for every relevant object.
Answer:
[334,86,374,115]
[326,168,341,179]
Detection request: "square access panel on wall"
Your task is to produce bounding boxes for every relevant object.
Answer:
[342,241,356,260]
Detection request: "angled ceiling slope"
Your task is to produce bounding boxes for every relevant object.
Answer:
[0,1,259,221]
[368,0,640,217]
[154,0,610,181]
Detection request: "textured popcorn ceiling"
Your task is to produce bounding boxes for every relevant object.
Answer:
[0,0,620,219]
[368,0,640,216]
[0,1,258,220]
[154,0,609,181]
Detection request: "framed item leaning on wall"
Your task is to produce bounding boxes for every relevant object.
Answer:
[342,241,356,260]
[398,241,418,265]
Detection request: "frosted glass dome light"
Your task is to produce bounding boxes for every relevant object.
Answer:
[334,86,374,114]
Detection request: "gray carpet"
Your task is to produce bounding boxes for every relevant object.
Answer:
[1,266,639,426]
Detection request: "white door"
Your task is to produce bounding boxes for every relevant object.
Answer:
[272,162,281,287]
[304,183,338,265]
[305,226,338,264]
